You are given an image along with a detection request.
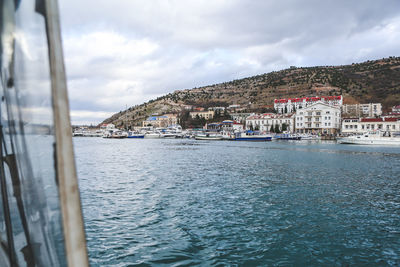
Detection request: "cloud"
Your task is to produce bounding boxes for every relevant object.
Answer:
[58,0,400,124]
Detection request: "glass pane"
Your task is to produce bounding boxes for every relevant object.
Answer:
[0,0,66,266]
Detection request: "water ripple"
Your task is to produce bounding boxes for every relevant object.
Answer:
[74,138,400,266]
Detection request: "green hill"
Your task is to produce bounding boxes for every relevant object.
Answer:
[102,56,400,128]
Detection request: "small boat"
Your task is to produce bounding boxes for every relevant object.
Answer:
[299,134,320,140]
[127,131,145,138]
[73,130,84,137]
[102,130,127,138]
[111,130,127,138]
[337,131,400,145]
[233,132,272,141]
[144,132,161,139]
[195,133,223,140]
[160,132,177,138]
[275,133,301,140]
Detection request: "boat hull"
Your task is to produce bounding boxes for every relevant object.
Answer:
[127,135,144,138]
[144,134,161,139]
[337,137,400,145]
[195,136,223,140]
[276,137,301,140]
[234,136,272,141]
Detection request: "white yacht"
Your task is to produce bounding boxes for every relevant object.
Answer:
[194,133,223,140]
[144,131,161,139]
[299,134,321,140]
[337,131,400,145]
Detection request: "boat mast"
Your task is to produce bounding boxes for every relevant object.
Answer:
[43,0,89,266]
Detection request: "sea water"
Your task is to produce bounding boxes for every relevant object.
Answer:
[73,138,400,266]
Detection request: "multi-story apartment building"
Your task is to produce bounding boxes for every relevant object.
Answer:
[142,114,178,127]
[294,102,341,134]
[342,103,382,117]
[274,95,342,113]
[189,110,214,120]
[341,117,400,135]
[231,113,252,123]
[246,113,295,132]
[391,105,400,115]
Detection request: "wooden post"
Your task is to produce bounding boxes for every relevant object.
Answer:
[44,0,89,266]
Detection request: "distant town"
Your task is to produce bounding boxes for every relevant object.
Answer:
[73,95,400,141]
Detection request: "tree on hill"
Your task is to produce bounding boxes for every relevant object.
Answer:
[274,124,281,133]
[282,123,288,132]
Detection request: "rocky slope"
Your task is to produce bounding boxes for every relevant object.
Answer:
[102,56,400,128]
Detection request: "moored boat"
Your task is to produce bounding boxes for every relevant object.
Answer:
[337,131,400,145]
[274,133,301,140]
[299,134,320,140]
[195,133,223,140]
[233,132,272,141]
[127,131,145,138]
[144,132,161,139]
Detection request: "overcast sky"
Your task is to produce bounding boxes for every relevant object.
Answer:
[58,0,400,125]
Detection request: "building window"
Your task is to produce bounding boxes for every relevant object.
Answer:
[345,125,349,129]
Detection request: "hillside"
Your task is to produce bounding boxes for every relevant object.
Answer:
[102,56,400,128]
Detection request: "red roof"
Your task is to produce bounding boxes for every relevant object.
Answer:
[275,95,341,103]
[361,118,383,122]
[384,117,398,122]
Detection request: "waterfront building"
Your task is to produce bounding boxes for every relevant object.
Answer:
[274,95,342,113]
[294,102,341,134]
[204,120,243,132]
[390,105,400,115]
[183,105,193,110]
[208,106,226,111]
[100,123,115,130]
[341,117,400,135]
[189,110,215,120]
[231,113,252,123]
[246,113,295,132]
[142,114,178,128]
[342,103,382,117]
[233,122,245,132]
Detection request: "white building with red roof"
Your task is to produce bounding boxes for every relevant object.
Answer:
[274,95,342,113]
[246,113,295,132]
[342,117,400,135]
[295,102,341,135]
